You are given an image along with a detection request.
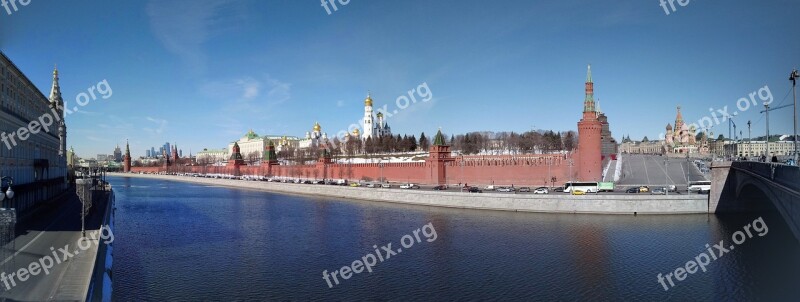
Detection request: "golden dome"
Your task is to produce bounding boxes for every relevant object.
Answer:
[313,122,321,132]
[364,93,373,107]
[353,128,360,136]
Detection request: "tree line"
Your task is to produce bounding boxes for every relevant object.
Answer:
[276,130,577,164]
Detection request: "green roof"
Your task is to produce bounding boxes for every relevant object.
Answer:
[433,129,446,146]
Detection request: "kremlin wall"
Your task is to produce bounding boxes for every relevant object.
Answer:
[124,66,609,186]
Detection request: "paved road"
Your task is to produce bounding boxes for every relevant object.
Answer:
[0,190,108,301]
[617,154,706,188]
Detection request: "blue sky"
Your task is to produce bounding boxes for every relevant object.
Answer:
[1,0,798,158]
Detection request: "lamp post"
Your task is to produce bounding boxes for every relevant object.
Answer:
[567,158,574,183]
[379,161,384,185]
[765,104,770,159]
[685,151,690,194]
[0,177,15,209]
[790,69,799,164]
[460,160,464,192]
[664,159,669,196]
[747,120,751,159]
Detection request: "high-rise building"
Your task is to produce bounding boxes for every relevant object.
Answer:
[113,144,122,162]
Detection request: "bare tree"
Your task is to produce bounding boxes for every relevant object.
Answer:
[246,151,260,165]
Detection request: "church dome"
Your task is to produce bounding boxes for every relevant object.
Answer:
[313,122,321,132]
[353,128,360,136]
[364,94,373,107]
[666,123,673,130]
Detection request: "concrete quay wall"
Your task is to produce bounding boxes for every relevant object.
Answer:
[112,173,708,215]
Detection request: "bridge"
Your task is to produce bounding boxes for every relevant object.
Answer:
[710,161,800,240]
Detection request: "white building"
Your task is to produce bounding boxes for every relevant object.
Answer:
[298,122,328,149]
[195,148,229,165]
[724,141,797,158]
[360,93,391,140]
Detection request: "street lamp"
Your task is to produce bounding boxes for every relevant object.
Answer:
[664,159,669,196]
[747,120,751,159]
[685,151,690,194]
[0,176,15,209]
[790,68,799,165]
[378,161,384,185]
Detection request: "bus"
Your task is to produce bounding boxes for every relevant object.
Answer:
[688,181,711,194]
[564,182,599,193]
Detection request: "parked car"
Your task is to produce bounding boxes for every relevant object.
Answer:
[638,186,650,193]
[625,187,640,193]
[399,184,420,189]
[518,187,531,192]
[497,187,516,192]
[349,182,361,187]
[433,185,447,190]
[533,187,549,194]
[366,183,376,188]
[483,185,496,191]
[571,189,586,195]
[381,183,391,188]
[553,187,565,193]
[468,186,483,193]
[651,187,666,195]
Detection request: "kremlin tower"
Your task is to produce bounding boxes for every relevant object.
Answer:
[577,65,602,181]
[123,140,131,172]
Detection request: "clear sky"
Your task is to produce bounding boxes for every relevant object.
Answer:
[1,0,798,158]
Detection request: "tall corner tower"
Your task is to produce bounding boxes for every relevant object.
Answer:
[123,140,132,172]
[577,65,602,181]
[362,93,374,139]
[49,66,67,158]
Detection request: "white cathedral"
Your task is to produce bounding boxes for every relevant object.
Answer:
[360,93,391,139]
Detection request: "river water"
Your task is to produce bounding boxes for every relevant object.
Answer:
[107,176,799,301]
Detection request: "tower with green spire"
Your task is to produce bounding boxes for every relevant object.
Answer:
[123,140,132,172]
[584,64,596,113]
[426,128,454,185]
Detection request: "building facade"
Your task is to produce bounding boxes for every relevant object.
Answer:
[619,136,664,154]
[596,102,617,158]
[0,51,67,213]
[724,141,796,158]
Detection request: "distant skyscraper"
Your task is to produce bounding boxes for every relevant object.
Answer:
[146,150,151,158]
[151,147,156,157]
[163,142,171,157]
[113,145,123,162]
[179,149,183,157]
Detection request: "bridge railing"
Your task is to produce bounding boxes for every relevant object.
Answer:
[731,161,800,195]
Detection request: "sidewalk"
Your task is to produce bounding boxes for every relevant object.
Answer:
[0,188,110,301]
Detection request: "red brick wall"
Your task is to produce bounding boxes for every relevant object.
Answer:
[129,153,579,187]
